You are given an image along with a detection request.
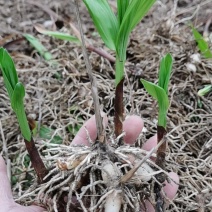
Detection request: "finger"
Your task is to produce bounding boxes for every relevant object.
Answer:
[71,113,108,146]
[142,172,179,212]
[25,205,46,212]
[0,155,14,203]
[163,172,179,200]
[123,115,144,144]
[142,134,157,151]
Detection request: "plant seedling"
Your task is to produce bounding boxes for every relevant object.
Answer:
[191,26,212,59]
[0,1,177,211]
[0,47,31,141]
[34,24,80,43]
[191,26,212,99]
[141,53,173,167]
[141,53,173,130]
[0,48,48,182]
[83,0,156,143]
[198,85,212,96]
[34,23,116,62]
[141,53,173,210]
[23,34,52,60]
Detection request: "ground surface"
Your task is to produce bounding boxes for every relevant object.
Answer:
[0,0,212,211]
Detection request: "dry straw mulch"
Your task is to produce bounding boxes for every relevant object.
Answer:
[0,0,212,211]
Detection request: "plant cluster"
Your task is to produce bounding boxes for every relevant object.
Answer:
[0,0,177,211]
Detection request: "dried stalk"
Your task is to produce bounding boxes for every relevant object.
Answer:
[74,0,105,144]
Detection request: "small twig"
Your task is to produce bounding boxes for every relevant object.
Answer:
[74,0,105,144]
[121,137,165,183]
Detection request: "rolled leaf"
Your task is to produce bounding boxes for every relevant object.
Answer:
[11,82,31,141]
[158,53,173,94]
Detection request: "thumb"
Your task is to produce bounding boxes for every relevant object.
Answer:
[0,155,14,203]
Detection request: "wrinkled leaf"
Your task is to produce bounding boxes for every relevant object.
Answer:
[23,34,52,60]
[34,24,80,43]
[192,27,212,58]
[158,53,173,94]
[83,0,118,50]
[11,82,31,141]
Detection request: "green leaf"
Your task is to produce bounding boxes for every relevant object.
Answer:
[39,125,63,144]
[34,24,80,43]
[158,53,173,94]
[117,0,130,25]
[198,85,212,96]
[23,34,52,60]
[11,82,31,141]
[141,79,169,127]
[192,27,212,58]
[0,48,18,99]
[116,0,156,60]
[83,0,118,50]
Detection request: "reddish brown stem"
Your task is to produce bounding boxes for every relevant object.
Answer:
[114,78,124,145]
[26,118,48,183]
[87,45,115,62]
[155,125,167,171]
[154,125,167,212]
[24,138,48,183]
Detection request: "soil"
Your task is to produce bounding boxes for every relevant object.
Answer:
[0,0,212,211]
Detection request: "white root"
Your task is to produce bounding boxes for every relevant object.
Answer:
[104,190,122,212]
[101,160,122,212]
[134,160,154,182]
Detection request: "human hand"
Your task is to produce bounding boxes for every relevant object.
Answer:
[72,114,179,212]
[0,155,45,212]
[0,115,179,212]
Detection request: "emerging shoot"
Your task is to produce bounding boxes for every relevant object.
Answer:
[83,0,156,143]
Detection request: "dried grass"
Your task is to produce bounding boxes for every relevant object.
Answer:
[0,0,212,211]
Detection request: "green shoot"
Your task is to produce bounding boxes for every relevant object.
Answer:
[0,48,31,141]
[83,0,156,139]
[23,34,52,60]
[192,26,212,59]
[141,54,173,128]
[34,24,80,43]
[83,0,118,51]
[198,85,212,96]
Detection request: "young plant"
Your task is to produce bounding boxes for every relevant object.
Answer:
[192,26,212,59]
[141,53,173,210]
[141,53,173,169]
[0,48,48,182]
[83,0,156,143]
[198,84,212,96]
[191,26,212,99]
[34,24,115,62]
[24,34,52,61]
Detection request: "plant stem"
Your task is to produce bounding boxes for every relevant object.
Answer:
[74,0,105,144]
[114,55,125,145]
[155,126,166,171]
[24,137,48,183]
